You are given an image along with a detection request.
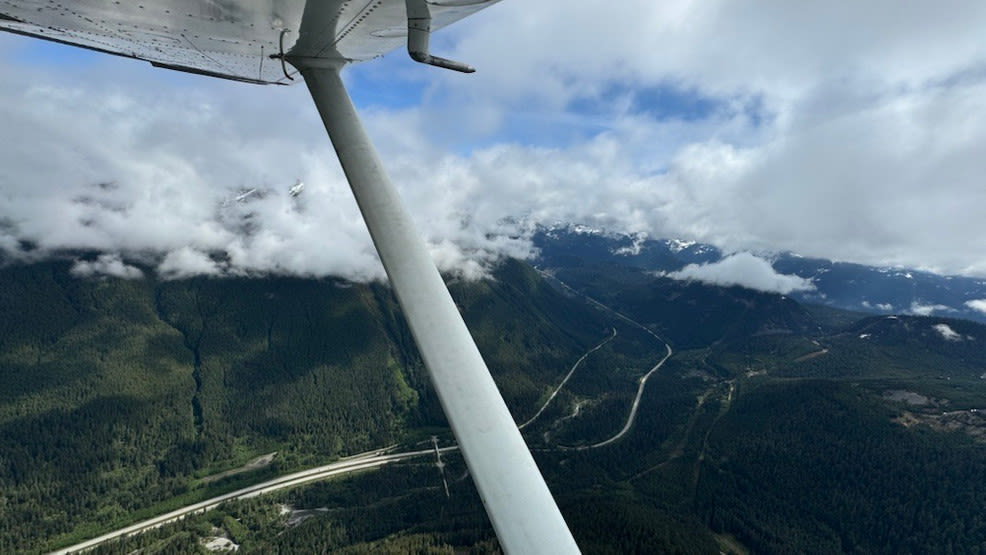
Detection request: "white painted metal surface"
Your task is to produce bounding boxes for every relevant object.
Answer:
[0,0,499,83]
[294,62,579,554]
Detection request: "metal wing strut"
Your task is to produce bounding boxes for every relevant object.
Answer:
[289,56,580,554]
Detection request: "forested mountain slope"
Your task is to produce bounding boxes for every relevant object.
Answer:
[0,258,610,551]
[6,255,986,553]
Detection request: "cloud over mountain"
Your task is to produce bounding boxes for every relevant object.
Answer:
[70,254,143,279]
[665,253,815,294]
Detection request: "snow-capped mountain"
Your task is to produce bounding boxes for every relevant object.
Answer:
[532,226,986,324]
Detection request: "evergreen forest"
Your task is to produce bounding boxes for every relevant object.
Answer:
[2,257,986,553]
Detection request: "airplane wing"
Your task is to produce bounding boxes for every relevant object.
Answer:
[0,0,496,84]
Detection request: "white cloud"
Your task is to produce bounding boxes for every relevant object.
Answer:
[966,299,986,315]
[158,247,223,280]
[910,302,953,316]
[665,252,814,294]
[437,1,986,273]
[70,254,143,279]
[933,323,962,342]
[862,301,895,312]
[613,232,648,256]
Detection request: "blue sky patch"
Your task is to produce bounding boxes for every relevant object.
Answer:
[567,82,723,122]
[345,52,429,111]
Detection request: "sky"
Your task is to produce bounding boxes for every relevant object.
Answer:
[2,0,986,285]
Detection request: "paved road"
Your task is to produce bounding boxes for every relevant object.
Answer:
[536,269,674,449]
[519,328,617,430]
[582,342,673,449]
[50,446,456,555]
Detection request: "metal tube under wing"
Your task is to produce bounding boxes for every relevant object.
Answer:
[293,61,580,554]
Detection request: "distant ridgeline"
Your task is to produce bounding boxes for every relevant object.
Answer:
[3,250,986,553]
[533,225,986,325]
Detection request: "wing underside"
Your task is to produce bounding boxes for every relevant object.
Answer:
[0,0,498,84]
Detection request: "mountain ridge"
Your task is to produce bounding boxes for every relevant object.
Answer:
[533,225,986,324]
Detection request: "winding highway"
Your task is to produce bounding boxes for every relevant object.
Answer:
[535,268,675,449]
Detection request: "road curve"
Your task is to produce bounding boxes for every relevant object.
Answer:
[582,343,673,449]
[536,269,674,449]
[50,447,455,555]
[519,328,617,430]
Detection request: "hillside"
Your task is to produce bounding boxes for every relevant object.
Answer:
[5,254,986,553]
[0,257,620,551]
[540,262,820,350]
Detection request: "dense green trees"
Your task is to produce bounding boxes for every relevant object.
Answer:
[0,259,608,551]
[5,257,986,552]
[696,381,986,553]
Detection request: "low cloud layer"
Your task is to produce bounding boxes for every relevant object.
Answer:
[933,323,963,341]
[0,67,530,281]
[862,301,895,312]
[910,302,953,317]
[966,300,986,315]
[665,253,815,294]
[70,254,143,279]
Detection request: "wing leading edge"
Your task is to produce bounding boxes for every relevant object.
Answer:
[0,0,499,84]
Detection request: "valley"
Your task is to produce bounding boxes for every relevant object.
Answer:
[3,248,986,553]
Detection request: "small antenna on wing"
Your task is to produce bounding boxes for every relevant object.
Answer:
[405,0,475,73]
